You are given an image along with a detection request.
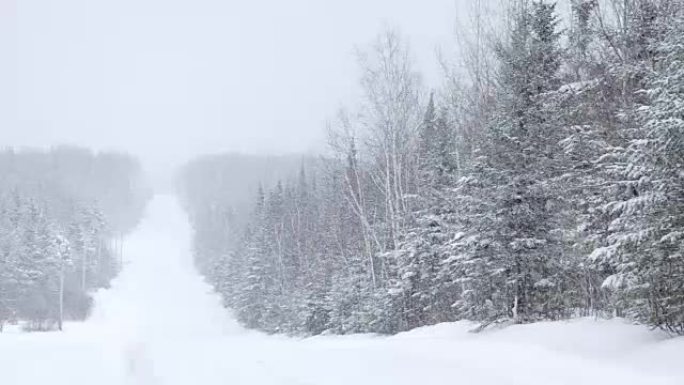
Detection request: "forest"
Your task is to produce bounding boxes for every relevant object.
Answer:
[179,0,684,336]
[0,146,150,331]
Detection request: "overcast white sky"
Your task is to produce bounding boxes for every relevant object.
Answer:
[0,0,493,172]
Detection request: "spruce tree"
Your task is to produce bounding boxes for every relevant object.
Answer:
[458,0,567,324]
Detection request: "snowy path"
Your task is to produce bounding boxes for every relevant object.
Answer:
[1,195,683,385]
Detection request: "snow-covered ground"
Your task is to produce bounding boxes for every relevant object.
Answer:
[1,195,683,385]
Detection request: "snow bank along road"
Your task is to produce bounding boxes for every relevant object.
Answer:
[1,195,683,385]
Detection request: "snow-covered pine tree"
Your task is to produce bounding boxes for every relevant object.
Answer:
[15,201,62,330]
[390,96,460,330]
[0,197,20,331]
[455,0,569,324]
[586,0,681,322]
[597,3,684,333]
[232,185,269,329]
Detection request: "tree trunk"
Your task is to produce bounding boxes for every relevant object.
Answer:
[59,259,65,331]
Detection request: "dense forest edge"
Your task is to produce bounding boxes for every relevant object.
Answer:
[0,146,150,331]
[179,0,684,336]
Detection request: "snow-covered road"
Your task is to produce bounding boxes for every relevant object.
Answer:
[1,195,683,385]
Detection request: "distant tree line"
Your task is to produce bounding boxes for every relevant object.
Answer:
[0,146,149,331]
[181,0,684,335]
[177,153,314,275]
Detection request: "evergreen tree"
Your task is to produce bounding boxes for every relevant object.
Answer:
[458,0,567,324]
[597,6,684,333]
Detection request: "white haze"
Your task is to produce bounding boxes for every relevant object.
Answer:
[0,0,475,177]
